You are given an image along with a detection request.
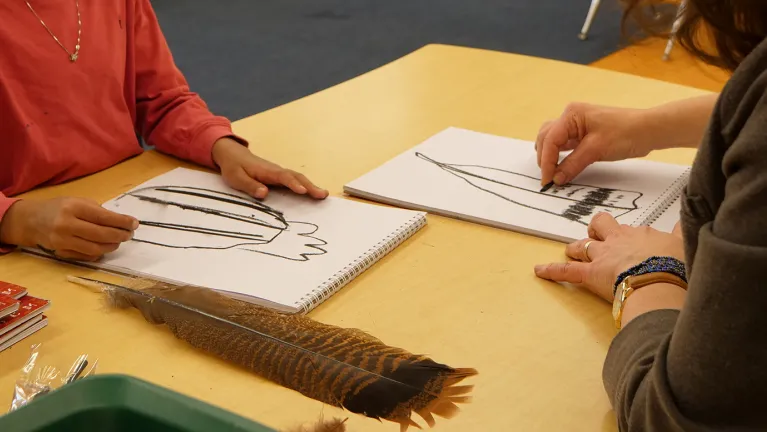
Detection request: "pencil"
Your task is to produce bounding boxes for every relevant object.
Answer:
[539,181,554,193]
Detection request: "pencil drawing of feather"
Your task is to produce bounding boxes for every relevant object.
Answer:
[415,152,642,225]
[68,276,477,431]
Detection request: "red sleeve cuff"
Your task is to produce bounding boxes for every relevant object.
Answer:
[187,123,250,170]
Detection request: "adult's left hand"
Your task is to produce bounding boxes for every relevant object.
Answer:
[211,137,329,200]
[534,212,685,301]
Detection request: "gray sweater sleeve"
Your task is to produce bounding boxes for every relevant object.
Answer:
[601,62,767,430]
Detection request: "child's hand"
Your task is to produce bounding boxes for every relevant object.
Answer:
[211,138,329,200]
[0,198,138,261]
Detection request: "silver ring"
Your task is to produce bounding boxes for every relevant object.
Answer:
[583,240,594,263]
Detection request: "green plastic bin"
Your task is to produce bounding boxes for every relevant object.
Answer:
[0,374,276,432]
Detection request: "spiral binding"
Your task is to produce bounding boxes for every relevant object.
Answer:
[294,213,427,314]
[630,168,691,227]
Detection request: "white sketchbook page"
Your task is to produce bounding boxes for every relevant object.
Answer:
[650,198,681,233]
[344,127,689,243]
[98,168,423,311]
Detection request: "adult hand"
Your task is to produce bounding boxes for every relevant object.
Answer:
[534,212,685,301]
[212,138,329,200]
[535,103,650,186]
[0,198,138,261]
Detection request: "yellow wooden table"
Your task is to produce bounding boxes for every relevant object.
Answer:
[0,45,709,431]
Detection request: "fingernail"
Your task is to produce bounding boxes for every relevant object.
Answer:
[553,172,566,185]
[296,185,307,194]
[131,219,139,230]
[534,265,543,274]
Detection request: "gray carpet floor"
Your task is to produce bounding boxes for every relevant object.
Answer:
[152,0,628,121]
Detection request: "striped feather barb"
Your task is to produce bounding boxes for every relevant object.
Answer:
[68,277,477,430]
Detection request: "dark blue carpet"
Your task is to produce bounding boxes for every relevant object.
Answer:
[152,0,627,121]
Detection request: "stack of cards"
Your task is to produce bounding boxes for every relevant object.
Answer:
[0,282,50,352]
[0,281,27,300]
[0,293,19,318]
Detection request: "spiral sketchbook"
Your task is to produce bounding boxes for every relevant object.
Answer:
[344,127,690,244]
[61,168,426,314]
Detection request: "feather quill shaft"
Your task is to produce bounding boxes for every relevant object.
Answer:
[68,276,477,431]
[77,278,434,392]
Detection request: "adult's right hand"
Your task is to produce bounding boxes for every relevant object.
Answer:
[0,197,138,261]
[535,102,652,186]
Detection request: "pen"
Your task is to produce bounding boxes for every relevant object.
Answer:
[69,359,88,383]
[65,355,89,384]
[539,181,554,193]
[81,359,99,379]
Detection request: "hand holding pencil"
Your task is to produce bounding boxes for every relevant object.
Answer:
[534,102,652,187]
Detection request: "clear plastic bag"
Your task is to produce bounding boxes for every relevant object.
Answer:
[8,344,98,412]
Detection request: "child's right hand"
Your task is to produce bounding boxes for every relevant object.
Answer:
[0,197,138,261]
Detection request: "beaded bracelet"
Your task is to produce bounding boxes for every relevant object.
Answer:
[613,256,687,297]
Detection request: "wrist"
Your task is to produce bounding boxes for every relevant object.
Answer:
[613,256,687,298]
[638,95,716,150]
[211,137,247,170]
[0,200,36,247]
[626,108,673,154]
[211,138,231,169]
[620,282,687,328]
[612,271,687,329]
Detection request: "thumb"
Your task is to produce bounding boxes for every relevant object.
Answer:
[672,220,683,238]
[540,104,590,185]
[224,167,269,199]
[552,137,601,185]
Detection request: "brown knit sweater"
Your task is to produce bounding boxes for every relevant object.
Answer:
[602,39,767,430]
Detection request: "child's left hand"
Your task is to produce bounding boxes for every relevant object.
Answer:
[211,138,329,200]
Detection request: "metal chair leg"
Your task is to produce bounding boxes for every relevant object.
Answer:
[663,0,687,60]
[579,0,602,40]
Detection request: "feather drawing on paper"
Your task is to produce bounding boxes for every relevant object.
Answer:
[111,186,327,261]
[69,276,477,431]
[415,153,642,225]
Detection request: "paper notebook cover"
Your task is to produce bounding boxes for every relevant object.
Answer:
[0,314,43,345]
[0,294,19,320]
[344,127,690,243]
[0,316,48,353]
[0,295,50,337]
[78,168,426,314]
[0,282,28,300]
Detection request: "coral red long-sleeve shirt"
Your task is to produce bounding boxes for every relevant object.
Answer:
[0,0,245,225]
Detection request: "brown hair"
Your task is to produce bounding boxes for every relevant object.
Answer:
[621,0,767,71]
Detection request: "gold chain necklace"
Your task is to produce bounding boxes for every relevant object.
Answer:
[25,0,82,62]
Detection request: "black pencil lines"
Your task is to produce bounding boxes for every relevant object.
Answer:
[113,186,328,262]
[122,186,287,230]
[137,220,266,241]
[415,152,642,225]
